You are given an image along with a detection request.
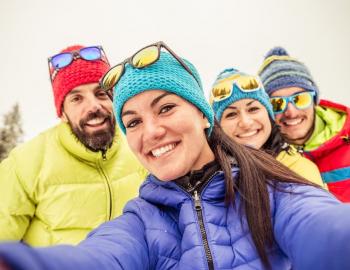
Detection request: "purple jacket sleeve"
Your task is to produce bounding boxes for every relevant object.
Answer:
[273,184,350,270]
[0,211,149,270]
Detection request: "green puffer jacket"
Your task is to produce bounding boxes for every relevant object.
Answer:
[0,122,147,246]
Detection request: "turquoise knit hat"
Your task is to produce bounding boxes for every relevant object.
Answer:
[113,51,214,135]
[211,68,275,122]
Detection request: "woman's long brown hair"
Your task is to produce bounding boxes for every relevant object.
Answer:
[208,120,319,269]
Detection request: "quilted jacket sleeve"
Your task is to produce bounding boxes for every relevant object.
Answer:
[273,184,350,270]
[0,208,149,270]
[0,153,35,241]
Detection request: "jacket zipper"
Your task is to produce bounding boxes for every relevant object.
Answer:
[302,149,316,163]
[295,145,317,163]
[193,190,214,270]
[101,149,107,161]
[99,151,112,220]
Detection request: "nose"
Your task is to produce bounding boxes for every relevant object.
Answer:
[142,118,166,143]
[237,113,253,129]
[86,96,103,113]
[283,102,299,118]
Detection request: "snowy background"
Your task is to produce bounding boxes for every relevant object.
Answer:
[1,0,349,140]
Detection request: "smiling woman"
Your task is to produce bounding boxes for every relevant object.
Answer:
[121,90,214,181]
[1,42,350,270]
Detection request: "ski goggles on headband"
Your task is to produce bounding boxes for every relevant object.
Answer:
[210,74,262,104]
[48,46,109,82]
[270,91,315,114]
[100,41,200,91]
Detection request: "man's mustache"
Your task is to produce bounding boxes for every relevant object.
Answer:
[79,110,113,128]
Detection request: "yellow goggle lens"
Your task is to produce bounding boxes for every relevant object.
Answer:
[294,92,313,109]
[132,46,159,68]
[235,76,260,91]
[211,80,233,102]
[102,64,123,90]
[270,97,287,113]
[211,75,261,104]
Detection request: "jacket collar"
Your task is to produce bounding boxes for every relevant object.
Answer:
[139,165,239,210]
[305,102,347,151]
[174,160,220,193]
[57,122,121,163]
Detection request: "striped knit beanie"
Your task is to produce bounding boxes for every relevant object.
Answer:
[211,68,275,122]
[113,51,214,135]
[258,47,319,103]
[51,45,110,117]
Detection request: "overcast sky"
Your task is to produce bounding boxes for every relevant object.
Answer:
[1,0,349,140]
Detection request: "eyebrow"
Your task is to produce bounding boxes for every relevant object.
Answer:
[121,109,137,118]
[66,89,81,96]
[67,85,101,96]
[226,100,256,110]
[121,92,174,118]
[247,100,256,106]
[150,92,173,107]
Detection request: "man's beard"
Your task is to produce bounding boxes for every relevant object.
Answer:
[69,110,116,152]
[279,111,315,146]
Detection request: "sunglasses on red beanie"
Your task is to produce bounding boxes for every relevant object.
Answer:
[47,46,109,82]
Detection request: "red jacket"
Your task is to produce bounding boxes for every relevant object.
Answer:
[304,99,350,202]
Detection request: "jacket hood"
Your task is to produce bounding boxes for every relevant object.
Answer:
[305,99,349,153]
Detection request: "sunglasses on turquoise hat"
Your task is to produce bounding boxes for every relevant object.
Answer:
[48,46,109,82]
[99,41,200,92]
[270,91,315,114]
[210,73,263,105]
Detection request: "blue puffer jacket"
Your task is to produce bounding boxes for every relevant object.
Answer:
[1,167,350,270]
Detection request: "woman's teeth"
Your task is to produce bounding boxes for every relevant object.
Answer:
[238,130,258,138]
[151,143,176,157]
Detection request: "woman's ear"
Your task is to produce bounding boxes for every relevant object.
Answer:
[202,115,211,129]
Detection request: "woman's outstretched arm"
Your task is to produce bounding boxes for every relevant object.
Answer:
[274,184,350,270]
[0,208,149,270]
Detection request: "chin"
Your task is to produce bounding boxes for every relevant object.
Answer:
[153,168,188,182]
[284,134,306,145]
[288,130,305,139]
[153,173,177,182]
[239,140,260,149]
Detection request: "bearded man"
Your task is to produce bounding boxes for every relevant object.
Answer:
[0,45,147,246]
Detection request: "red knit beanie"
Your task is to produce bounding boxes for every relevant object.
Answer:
[51,45,110,117]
